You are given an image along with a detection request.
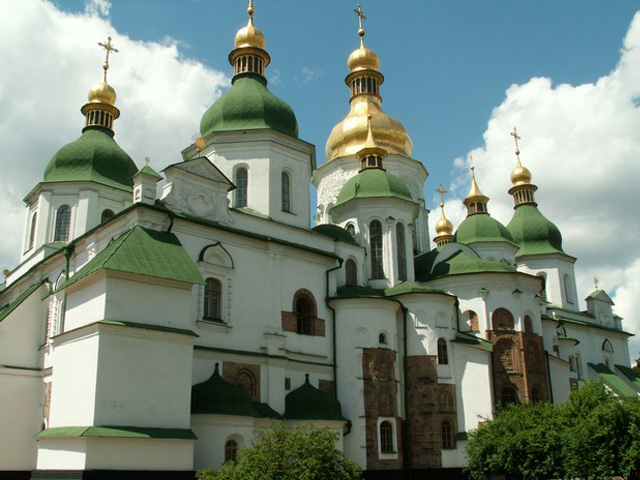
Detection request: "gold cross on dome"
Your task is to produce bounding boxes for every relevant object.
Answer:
[436,183,447,207]
[510,126,521,154]
[354,4,366,40]
[98,36,118,81]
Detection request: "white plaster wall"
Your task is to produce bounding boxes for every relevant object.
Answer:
[0,285,46,367]
[455,349,493,432]
[548,355,571,403]
[85,438,194,470]
[191,416,257,470]
[64,276,107,331]
[36,438,88,470]
[517,256,578,311]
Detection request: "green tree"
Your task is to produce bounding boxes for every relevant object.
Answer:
[197,422,361,480]
[466,382,640,480]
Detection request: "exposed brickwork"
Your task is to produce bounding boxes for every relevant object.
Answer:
[223,361,261,402]
[281,310,325,336]
[490,330,550,405]
[362,348,402,470]
[406,355,457,468]
[319,379,335,395]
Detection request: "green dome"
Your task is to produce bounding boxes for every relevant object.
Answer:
[200,73,298,138]
[312,224,358,245]
[335,169,414,207]
[43,127,137,192]
[506,204,564,256]
[284,375,347,421]
[430,250,515,278]
[191,364,262,417]
[454,213,514,245]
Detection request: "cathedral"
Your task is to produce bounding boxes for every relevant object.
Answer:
[1,3,638,480]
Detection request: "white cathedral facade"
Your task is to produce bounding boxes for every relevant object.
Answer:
[1,5,638,480]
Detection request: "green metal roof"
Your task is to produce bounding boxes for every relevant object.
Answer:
[61,226,204,289]
[43,127,138,192]
[452,333,493,353]
[200,73,298,138]
[136,164,163,180]
[506,204,564,257]
[191,364,263,417]
[384,281,445,296]
[333,285,385,299]
[616,364,640,391]
[586,289,614,303]
[0,281,44,323]
[588,363,639,398]
[335,168,414,207]
[36,426,197,440]
[428,250,515,279]
[312,224,359,246]
[284,374,347,421]
[454,213,515,245]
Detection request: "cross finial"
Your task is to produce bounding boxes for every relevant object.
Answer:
[510,126,522,163]
[354,4,366,45]
[98,36,118,82]
[247,0,255,25]
[594,276,599,290]
[436,183,447,208]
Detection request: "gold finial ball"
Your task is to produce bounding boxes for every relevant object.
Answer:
[235,23,265,49]
[88,80,116,105]
[347,45,380,72]
[358,28,365,37]
[248,5,254,16]
[435,216,454,236]
[2,268,10,278]
[510,163,532,186]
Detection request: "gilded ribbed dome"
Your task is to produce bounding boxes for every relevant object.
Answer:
[510,162,532,186]
[88,81,116,105]
[234,20,265,49]
[435,215,454,236]
[348,45,380,72]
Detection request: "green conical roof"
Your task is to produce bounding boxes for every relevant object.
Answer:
[506,204,564,256]
[284,375,347,421]
[200,73,298,138]
[454,213,514,245]
[191,364,263,417]
[43,127,138,192]
[312,224,358,245]
[335,168,414,207]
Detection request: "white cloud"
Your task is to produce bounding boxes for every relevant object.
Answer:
[0,0,228,271]
[443,12,640,361]
[298,66,321,84]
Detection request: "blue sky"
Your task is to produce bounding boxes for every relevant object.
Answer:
[3,1,640,359]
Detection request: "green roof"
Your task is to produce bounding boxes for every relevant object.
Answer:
[616,364,640,391]
[588,363,639,398]
[556,315,633,336]
[191,364,263,417]
[384,281,445,296]
[200,73,298,138]
[0,282,44,323]
[428,250,515,279]
[506,204,564,257]
[452,333,493,353]
[454,213,515,245]
[335,168,414,207]
[586,289,614,304]
[333,285,385,299]
[284,374,347,421]
[43,127,138,192]
[62,227,204,289]
[36,426,197,440]
[136,164,163,180]
[312,224,359,245]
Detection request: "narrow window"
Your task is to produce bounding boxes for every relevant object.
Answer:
[101,209,115,223]
[379,421,393,453]
[437,338,448,365]
[441,420,453,449]
[345,259,358,286]
[501,386,519,406]
[224,439,238,462]
[248,56,253,72]
[281,171,291,212]
[235,167,248,207]
[564,274,575,304]
[370,220,384,279]
[346,223,356,237]
[204,278,221,320]
[396,223,407,281]
[379,332,387,345]
[524,315,533,333]
[295,293,315,335]
[54,205,71,242]
[477,203,485,212]
[28,212,37,250]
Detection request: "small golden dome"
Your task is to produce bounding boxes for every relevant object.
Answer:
[435,214,454,236]
[234,19,265,49]
[465,165,488,204]
[510,162,532,186]
[347,45,380,72]
[88,80,116,105]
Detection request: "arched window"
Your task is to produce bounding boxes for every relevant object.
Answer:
[101,209,115,223]
[396,223,407,281]
[203,278,221,320]
[441,420,453,449]
[501,386,519,406]
[524,315,533,333]
[492,308,514,330]
[27,212,37,250]
[345,259,358,287]
[467,310,479,332]
[537,273,547,301]
[378,332,387,345]
[54,205,71,242]
[346,223,356,237]
[564,274,574,304]
[224,439,239,462]
[370,220,384,279]
[281,171,291,212]
[235,167,248,207]
[294,291,316,335]
[437,338,448,365]
[235,369,257,399]
[379,421,393,453]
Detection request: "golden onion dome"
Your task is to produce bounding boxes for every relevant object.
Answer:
[435,214,454,236]
[325,97,412,160]
[234,20,265,49]
[348,45,380,72]
[510,161,532,186]
[88,80,116,105]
